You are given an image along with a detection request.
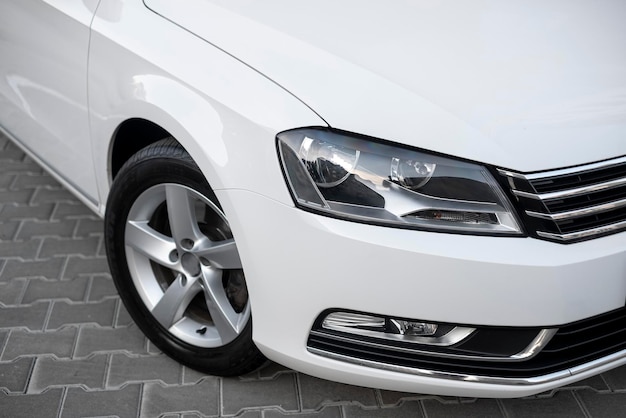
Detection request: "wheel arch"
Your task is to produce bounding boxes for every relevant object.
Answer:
[93,80,232,214]
[109,118,172,180]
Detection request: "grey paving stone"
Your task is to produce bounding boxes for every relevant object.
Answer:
[343,400,425,418]
[599,366,626,391]
[0,328,8,351]
[0,238,41,259]
[298,374,378,410]
[47,299,117,330]
[61,384,142,418]
[0,160,43,175]
[0,141,24,159]
[422,397,504,418]
[222,374,299,415]
[74,324,148,357]
[0,357,35,393]
[0,301,49,331]
[0,219,20,240]
[0,172,14,189]
[0,202,55,221]
[576,389,626,418]
[108,353,183,388]
[17,219,78,239]
[0,189,34,205]
[96,236,107,257]
[87,275,118,301]
[147,339,164,354]
[0,257,65,282]
[140,378,220,417]
[220,412,261,418]
[500,390,585,417]
[75,218,104,238]
[378,390,428,406]
[13,173,60,189]
[0,279,26,305]
[22,278,89,304]
[2,328,77,361]
[256,362,294,379]
[63,256,110,278]
[116,301,136,327]
[0,387,64,418]
[183,366,217,385]
[31,187,78,204]
[29,355,108,393]
[52,201,95,220]
[265,406,343,418]
[39,236,101,258]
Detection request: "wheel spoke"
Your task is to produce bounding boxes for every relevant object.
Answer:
[196,238,242,270]
[201,268,244,343]
[165,184,203,246]
[126,221,177,267]
[124,180,250,349]
[151,274,202,330]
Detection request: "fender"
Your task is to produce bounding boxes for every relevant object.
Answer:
[88,0,324,215]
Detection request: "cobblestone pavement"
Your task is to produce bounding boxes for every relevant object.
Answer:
[1,132,626,418]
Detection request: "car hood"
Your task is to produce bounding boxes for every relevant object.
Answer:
[145,0,626,172]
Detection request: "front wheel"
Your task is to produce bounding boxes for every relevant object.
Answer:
[105,138,265,375]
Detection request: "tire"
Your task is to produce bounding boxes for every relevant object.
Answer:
[105,138,265,375]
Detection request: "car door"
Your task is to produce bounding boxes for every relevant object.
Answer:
[0,0,100,203]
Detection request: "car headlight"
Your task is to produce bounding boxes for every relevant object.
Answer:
[277,128,523,235]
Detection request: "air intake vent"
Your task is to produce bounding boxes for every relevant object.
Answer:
[308,307,626,380]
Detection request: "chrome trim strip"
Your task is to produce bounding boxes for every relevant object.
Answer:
[310,328,556,362]
[537,219,626,241]
[512,176,626,201]
[526,197,626,221]
[496,168,530,180]
[307,347,626,386]
[497,155,626,181]
[511,329,557,361]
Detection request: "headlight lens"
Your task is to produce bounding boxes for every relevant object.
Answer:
[278,128,522,235]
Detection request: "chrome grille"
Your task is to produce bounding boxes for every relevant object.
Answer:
[498,156,626,243]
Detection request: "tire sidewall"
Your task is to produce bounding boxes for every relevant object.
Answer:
[105,141,262,375]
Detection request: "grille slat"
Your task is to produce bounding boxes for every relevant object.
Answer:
[498,156,626,243]
[526,197,626,221]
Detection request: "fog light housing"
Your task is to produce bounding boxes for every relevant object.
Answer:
[321,311,475,347]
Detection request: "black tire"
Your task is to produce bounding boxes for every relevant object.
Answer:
[105,138,265,375]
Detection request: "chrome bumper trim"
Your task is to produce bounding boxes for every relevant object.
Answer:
[308,347,626,386]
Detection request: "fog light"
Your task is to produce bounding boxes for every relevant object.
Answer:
[389,319,437,336]
[320,311,475,347]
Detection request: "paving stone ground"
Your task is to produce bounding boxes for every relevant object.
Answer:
[1,132,626,417]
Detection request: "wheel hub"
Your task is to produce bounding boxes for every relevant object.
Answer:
[181,251,201,277]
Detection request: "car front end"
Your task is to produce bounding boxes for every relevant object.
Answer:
[132,0,626,397]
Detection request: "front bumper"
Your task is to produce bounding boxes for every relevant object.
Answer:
[217,188,626,397]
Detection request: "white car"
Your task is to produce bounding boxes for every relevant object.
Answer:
[1,0,625,398]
